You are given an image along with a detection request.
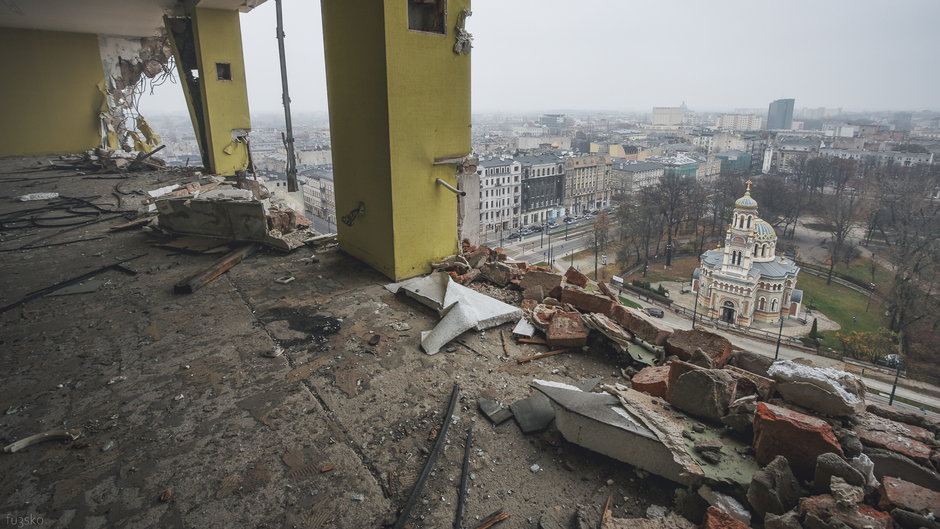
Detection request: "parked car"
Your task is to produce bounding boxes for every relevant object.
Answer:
[507,232,522,240]
[644,307,664,318]
[530,225,543,233]
[564,217,576,224]
[546,221,558,228]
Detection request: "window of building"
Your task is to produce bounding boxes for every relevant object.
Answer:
[216,62,232,81]
[408,0,446,34]
[771,299,779,312]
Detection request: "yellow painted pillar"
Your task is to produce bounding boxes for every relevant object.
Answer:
[321,0,472,280]
[166,8,251,175]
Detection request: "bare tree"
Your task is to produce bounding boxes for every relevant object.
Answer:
[821,193,861,284]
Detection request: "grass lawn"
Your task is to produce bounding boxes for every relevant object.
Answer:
[835,257,893,289]
[798,272,890,349]
[624,256,700,284]
[619,296,642,309]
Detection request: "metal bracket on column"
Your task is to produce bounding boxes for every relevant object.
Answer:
[436,178,466,196]
[433,154,478,174]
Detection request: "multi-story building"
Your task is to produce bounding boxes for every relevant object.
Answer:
[715,150,752,175]
[563,154,612,215]
[818,149,933,166]
[476,157,521,235]
[716,114,763,131]
[518,154,565,226]
[301,166,336,232]
[610,160,665,195]
[652,107,684,126]
[772,137,819,173]
[767,99,795,130]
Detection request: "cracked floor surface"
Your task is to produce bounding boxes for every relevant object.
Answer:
[0,158,676,528]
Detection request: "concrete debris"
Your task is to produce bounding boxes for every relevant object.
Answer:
[748,455,801,518]
[573,376,603,392]
[668,368,735,423]
[865,447,940,491]
[723,365,775,401]
[768,360,865,417]
[813,452,868,491]
[664,329,732,367]
[510,393,555,434]
[480,261,515,286]
[798,493,893,529]
[546,312,588,348]
[386,272,522,355]
[519,270,563,297]
[561,287,616,315]
[720,395,758,435]
[829,476,865,508]
[602,510,696,529]
[511,318,536,338]
[646,504,669,519]
[582,313,634,351]
[699,485,751,525]
[564,267,589,288]
[849,453,879,488]
[477,398,513,425]
[890,508,940,529]
[688,348,715,368]
[753,402,844,481]
[609,305,673,346]
[763,510,803,529]
[728,349,774,377]
[866,403,940,436]
[878,476,939,515]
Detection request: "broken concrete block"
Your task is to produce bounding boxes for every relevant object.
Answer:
[813,452,867,491]
[858,428,934,469]
[763,510,803,529]
[865,447,940,492]
[798,494,893,529]
[728,349,774,377]
[564,267,589,287]
[688,348,715,368]
[767,360,865,417]
[581,313,633,352]
[561,287,617,315]
[702,506,750,529]
[748,455,801,518]
[601,512,696,529]
[522,285,545,301]
[666,360,704,402]
[753,402,844,481]
[721,395,758,435]
[724,365,775,401]
[510,393,555,434]
[478,398,513,425]
[878,476,940,515]
[668,369,734,423]
[830,476,865,508]
[480,261,514,286]
[574,376,603,392]
[610,304,673,345]
[890,508,940,529]
[520,270,563,294]
[664,329,732,367]
[632,365,671,398]
[546,312,588,348]
[866,403,940,436]
[699,486,751,526]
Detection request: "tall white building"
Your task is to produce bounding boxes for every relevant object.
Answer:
[476,157,521,236]
[652,107,684,126]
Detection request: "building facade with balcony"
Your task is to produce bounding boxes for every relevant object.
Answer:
[517,154,565,226]
[476,157,522,236]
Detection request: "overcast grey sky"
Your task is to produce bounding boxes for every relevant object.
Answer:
[141,0,940,117]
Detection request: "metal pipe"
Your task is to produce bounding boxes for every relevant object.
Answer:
[275,0,298,192]
[436,178,466,196]
[454,426,473,529]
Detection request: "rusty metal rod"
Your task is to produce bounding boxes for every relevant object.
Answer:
[454,426,473,529]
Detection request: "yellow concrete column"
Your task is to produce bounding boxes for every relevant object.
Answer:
[166,8,251,175]
[322,0,472,280]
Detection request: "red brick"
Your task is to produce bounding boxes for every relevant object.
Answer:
[879,476,940,515]
[560,287,616,315]
[609,304,672,345]
[546,312,587,348]
[664,329,732,366]
[799,495,892,529]
[631,365,671,398]
[564,266,589,287]
[857,428,934,468]
[753,402,844,481]
[702,507,749,529]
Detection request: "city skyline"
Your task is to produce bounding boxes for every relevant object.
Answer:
[140,0,940,117]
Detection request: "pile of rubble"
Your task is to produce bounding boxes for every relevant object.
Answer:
[386,243,940,529]
[54,147,168,174]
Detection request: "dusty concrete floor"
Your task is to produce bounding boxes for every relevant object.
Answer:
[0,158,677,528]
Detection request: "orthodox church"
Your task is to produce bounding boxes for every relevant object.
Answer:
[692,181,803,326]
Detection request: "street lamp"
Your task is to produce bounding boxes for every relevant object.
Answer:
[691,281,701,328]
[773,312,786,361]
[889,331,903,406]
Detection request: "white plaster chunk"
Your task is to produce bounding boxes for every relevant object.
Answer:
[767,360,864,404]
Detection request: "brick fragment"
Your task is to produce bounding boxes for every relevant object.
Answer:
[878,476,940,515]
[702,507,750,529]
[546,312,587,348]
[753,402,844,481]
[631,365,671,398]
[560,287,616,315]
[564,266,589,287]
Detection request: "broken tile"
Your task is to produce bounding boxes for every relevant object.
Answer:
[478,398,513,426]
[510,393,555,434]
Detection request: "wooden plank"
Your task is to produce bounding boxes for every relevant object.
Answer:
[517,337,547,345]
[516,349,568,364]
[174,243,258,294]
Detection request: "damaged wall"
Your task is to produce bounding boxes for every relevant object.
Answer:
[0,28,102,157]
